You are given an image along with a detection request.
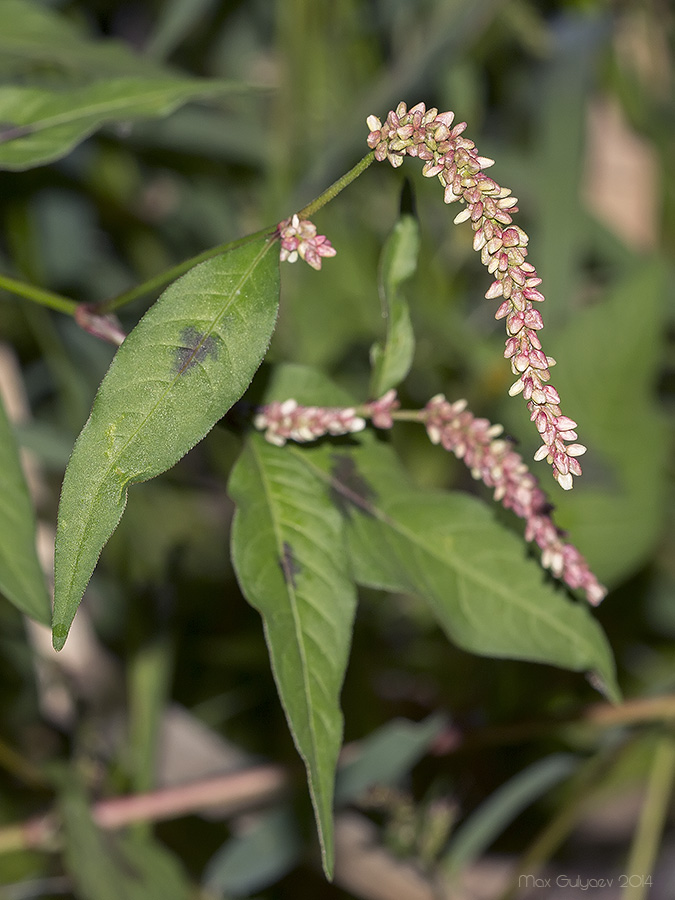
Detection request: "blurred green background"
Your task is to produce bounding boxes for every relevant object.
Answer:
[0,0,674,897]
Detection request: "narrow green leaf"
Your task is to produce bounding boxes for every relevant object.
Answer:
[443,754,579,875]
[0,78,244,171]
[53,238,279,650]
[296,438,619,702]
[229,433,357,878]
[128,636,173,795]
[59,777,191,900]
[369,213,419,397]
[0,391,50,625]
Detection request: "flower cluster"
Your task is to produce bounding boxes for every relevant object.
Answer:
[253,390,606,605]
[253,399,366,447]
[277,214,336,271]
[423,394,606,605]
[367,102,585,490]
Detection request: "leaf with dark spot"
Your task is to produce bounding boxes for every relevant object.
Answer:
[174,326,219,374]
[329,454,378,518]
[229,433,357,878]
[279,541,301,589]
[53,238,279,651]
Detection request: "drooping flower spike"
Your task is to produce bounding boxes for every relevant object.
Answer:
[367,102,586,491]
[253,390,606,605]
[277,214,337,271]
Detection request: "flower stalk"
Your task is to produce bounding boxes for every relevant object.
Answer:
[253,391,606,605]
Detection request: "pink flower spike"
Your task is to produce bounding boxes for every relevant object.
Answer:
[365,101,590,488]
[421,394,606,603]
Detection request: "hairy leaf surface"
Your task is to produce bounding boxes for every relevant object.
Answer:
[0,391,50,624]
[229,433,357,878]
[53,238,279,649]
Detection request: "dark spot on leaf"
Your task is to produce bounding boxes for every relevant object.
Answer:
[0,123,34,144]
[174,326,218,374]
[329,454,378,518]
[279,541,301,589]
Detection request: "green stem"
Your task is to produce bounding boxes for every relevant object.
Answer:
[0,273,77,315]
[99,153,374,315]
[298,152,375,218]
[1,153,376,319]
[623,733,675,900]
[95,226,272,315]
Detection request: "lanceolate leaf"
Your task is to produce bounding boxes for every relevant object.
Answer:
[369,213,419,397]
[0,79,243,172]
[229,433,357,878]
[0,1,248,171]
[53,238,279,650]
[297,439,619,702]
[0,391,50,624]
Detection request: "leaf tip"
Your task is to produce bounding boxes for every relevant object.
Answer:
[52,623,70,652]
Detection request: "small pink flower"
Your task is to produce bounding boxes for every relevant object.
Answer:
[253,399,365,446]
[363,389,400,428]
[277,214,336,270]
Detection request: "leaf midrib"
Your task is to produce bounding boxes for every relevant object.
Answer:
[59,239,273,609]
[298,449,595,656]
[249,441,320,765]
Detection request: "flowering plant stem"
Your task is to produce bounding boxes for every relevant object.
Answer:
[0,155,375,322]
[297,152,375,218]
[0,273,77,315]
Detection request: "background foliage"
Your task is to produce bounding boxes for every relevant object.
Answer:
[0,0,674,897]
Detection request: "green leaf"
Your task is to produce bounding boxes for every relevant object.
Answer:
[59,778,191,900]
[296,438,619,702]
[369,213,419,397]
[253,363,618,699]
[229,432,357,878]
[0,390,50,624]
[0,1,248,170]
[53,238,280,650]
[0,78,243,172]
[548,261,670,585]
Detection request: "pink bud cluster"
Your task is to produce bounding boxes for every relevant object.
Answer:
[277,214,337,271]
[424,394,606,604]
[366,102,586,490]
[253,399,366,447]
